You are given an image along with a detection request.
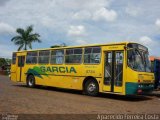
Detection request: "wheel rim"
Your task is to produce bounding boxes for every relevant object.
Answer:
[87,83,96,93]
[28,77,34,86]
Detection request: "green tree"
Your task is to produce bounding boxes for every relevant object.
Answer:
[5,58,11,65]
[51,43,67,48]
[11,25,41,51]
[0,58,7,67]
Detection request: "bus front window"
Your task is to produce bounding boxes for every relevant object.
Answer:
[128,49,145,72]
[127,43,151,72]
[143,52,151,72]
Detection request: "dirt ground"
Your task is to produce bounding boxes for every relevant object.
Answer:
[0,75,160,119]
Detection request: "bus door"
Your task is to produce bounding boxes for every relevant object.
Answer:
[103,51,124,93]
[17,56,25,82]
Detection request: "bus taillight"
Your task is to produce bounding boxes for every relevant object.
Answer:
[137,89,142,93]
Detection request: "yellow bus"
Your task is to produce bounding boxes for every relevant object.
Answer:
[10,42,154,96]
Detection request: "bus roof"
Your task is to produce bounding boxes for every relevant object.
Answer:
[13,41,138,53]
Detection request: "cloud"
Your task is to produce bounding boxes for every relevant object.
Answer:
[75,39,88,45]
[155,19,160,28]
[138,36,158,51]
[41,16,54,28]
[93,7,117,22]
[139,36,153,46]
[0,22,15,35]
[73,7,118,22]
[68,25,86,36]
[72,10,92,20]
[138,36,160,55]
[57,0,111,11]
[125,5,141,17]
[71,0,117,22]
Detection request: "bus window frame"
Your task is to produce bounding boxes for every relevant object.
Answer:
[38,50,50,65]
[12,53,17,64]
[26,51,38,65]
[65,48,83,65]
[126,47,152,73]
[83,47,101,65]
[50,49,64,65]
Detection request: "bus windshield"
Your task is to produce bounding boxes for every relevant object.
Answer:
[127,43,151,72]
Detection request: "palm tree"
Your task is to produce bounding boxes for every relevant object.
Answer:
[11,25,41,51]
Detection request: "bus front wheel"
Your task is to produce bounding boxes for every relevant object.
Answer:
[27,75,35,88]
[84,79,99,96]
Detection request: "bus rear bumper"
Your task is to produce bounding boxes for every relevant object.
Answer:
[125,82,154,95]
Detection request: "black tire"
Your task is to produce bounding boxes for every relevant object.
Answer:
[27,75,35,88]
[84,79,99,96]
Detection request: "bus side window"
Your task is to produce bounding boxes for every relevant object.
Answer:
[65,48,82,64]
[26,51,38,64]
[51,50,64,64]
[84,47,101,64]
[12,53,16,64]
[38,50,50,64]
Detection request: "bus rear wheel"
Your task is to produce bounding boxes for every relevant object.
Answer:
[27,75,35,88]
[84,79,99,96]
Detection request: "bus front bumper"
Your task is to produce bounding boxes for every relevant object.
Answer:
[125,82,154,95]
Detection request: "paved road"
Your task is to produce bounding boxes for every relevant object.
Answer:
[0,75,160,115]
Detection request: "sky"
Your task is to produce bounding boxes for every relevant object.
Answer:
[0,0,160,58]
